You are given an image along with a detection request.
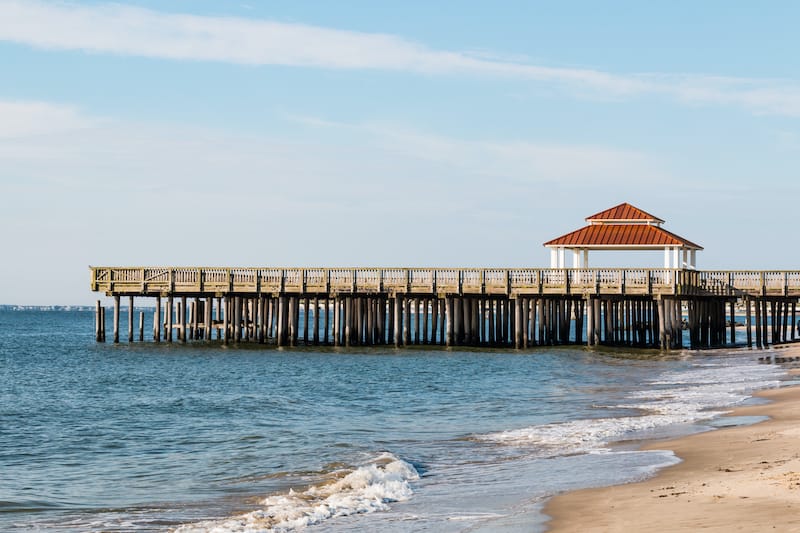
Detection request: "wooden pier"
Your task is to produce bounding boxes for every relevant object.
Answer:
[90,267,800,350]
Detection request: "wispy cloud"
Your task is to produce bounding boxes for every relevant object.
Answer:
[3,1,800,116]
[0,0,638,92]
[0,100,662,193]
[0,100,99,139]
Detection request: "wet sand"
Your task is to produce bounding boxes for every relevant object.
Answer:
[545,355,800,532]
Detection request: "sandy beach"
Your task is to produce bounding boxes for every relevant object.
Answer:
[545,353,800,532]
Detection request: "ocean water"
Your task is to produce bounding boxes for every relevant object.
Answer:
[0,309,790,532]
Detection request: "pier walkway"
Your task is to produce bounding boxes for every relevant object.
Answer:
[90,267,800,350]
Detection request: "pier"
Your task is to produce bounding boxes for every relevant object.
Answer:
[88,206,800,351]
[90,266,800,350]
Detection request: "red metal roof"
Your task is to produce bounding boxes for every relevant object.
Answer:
[544,224,703,250]
[585,202,664,223]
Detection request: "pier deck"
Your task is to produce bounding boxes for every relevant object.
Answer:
[90,267,800,350]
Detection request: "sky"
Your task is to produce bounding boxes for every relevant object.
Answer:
[2,1,800,305]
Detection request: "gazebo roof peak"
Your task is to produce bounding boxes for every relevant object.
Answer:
[586,202,664,226]
[544,203,703,251]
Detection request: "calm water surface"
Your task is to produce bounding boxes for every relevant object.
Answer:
[0,310,789,531]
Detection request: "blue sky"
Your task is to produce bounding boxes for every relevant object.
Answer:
[2,1,800,304]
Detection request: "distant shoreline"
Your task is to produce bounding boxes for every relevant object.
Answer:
[0,305,119,311]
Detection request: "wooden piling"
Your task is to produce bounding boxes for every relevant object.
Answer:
[414,298,421,345]
[783,300,790,343]
[275,296,284,347]
[302,297,310,345]
[585,298,593,346]
[95,300,103,342]
[332,296,340,347]
[100,306,106,342]
[430,298,439,345]
[311,297,319,345]
[445,297,454,347]
[180,296,188,343]
[153,296,161,342]
[437,298,445,345]
[291,297,300,346]
[208,297,214,341]
[113,294,120,344]
[166,296,173,343]
[403,296,411,346]
[128,296,134,342]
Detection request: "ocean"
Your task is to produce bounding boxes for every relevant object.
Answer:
[0,309,790,532]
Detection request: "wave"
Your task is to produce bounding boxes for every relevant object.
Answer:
[477,357,783,454]
[174,452,419,533]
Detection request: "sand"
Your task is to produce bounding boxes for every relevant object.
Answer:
[544,356,800,532]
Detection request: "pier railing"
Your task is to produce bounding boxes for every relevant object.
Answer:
[91,267,800,298]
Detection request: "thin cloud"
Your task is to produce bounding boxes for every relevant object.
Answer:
[0,100,99,139]
[0,1,639,92]
[3,1,800,116]
[0,100,666,197]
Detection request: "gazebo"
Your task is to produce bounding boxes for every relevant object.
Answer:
[544,203,703,269]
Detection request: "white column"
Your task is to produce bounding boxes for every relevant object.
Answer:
[550,248,558,268]
[572,249,581,269]
[558,247,566,268]
[673,247,680,269]
[583,249,589,268]
[664,247,671,268]
[690,249,697,269]
[682,249,688,269]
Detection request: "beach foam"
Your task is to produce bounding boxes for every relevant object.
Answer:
[478,356,783,454]
[174,453,419,533]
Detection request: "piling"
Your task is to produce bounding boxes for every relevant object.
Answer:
[138,311,144,342]
[128,296,134,342]
[113,295,120,344]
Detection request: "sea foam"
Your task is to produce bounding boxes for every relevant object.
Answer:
[478,357,783,454]
[175,453,419,533]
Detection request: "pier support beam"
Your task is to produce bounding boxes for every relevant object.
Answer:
[333,296,341,347]
[403,297,411,346]
[113,295,120,344]
[205,297,213,342]
[128,296,134,342]
[181,296,188,343]
[154,296,161,343]
[95,300,104,342]
[446,297,454,347]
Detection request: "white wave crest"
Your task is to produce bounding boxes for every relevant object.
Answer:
[175,453,419,533]
[478,358,783,453]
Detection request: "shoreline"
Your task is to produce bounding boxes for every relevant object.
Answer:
[543,351,800,532]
